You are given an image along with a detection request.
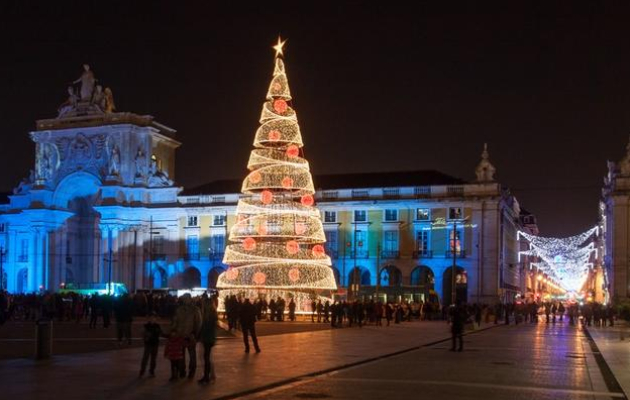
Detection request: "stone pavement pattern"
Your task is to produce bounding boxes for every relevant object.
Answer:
[244,323,623,400]
[587,323,630,398]
[0,321,622,400]
[0,321,456,400]
[0,319,330,359]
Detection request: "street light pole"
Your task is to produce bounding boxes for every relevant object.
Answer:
[0,246,5,291]
[451,219,457,306]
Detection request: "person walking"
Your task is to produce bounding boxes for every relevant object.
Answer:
[288,298,296,322]
[139,313,162,378]
[198,295,217,385]
[171,294,202,378]
[239,298,260,353]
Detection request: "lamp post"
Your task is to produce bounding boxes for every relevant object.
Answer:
[0,246,5,291]
[449,215,470,306]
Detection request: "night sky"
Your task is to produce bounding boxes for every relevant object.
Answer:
[1,1,629,236]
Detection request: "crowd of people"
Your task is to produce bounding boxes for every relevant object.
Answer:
[0,289,622,383]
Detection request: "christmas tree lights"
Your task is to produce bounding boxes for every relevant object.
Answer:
[216,38,337,311]
[518,227,598,293]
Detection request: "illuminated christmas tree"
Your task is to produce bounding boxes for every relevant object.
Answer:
[216,38,337,311]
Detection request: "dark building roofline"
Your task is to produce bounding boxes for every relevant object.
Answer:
[183,170,467,196]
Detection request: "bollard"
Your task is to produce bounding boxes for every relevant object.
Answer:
[35,318,53,359]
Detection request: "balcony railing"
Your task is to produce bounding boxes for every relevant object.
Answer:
[152,253,167,261]
[185,253,200,261]
[380,250,400,259]
[445,250,467,258]
[18,255,28,262]
[412,250,433,259]
[350,250,369,259]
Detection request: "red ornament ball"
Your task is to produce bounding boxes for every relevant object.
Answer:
[301,194,314,207]
[225,268,239,280]
[312,244,326,257]
[257,222,268,236]
[243,237,256,251]
[268,129,281,141]
[249,171,262,184]
[273,99,288,114]
[286,145,299,158]
[288,268,300,282]
[286,240,300,255]
[253,272,266,285]
[261,190,273,204]
[281,176,294,189]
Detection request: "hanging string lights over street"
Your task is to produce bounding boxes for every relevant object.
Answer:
[518,227,598,293]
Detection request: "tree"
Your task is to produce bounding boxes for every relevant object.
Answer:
[217,39,337,311]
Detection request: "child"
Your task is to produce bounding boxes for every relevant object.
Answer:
[139,313,162,377]
[164,331,185,382]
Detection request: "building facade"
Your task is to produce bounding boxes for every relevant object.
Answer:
[600,138,630,301]
[0,71,529,306]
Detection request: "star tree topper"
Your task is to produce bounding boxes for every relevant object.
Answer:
[273,36,287,57]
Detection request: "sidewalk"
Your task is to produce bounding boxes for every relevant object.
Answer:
[0,321,485,400]
[586,322,630,398]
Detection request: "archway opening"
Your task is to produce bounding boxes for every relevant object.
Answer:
[379,265,402,286]
[443,266,467,305]
[182,267,201,288]
[208,266,225,289]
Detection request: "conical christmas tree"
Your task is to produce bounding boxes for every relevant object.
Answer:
[216,39,337,311]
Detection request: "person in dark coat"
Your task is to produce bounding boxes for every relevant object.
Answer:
[198,296,217,384]
[450,302,467,352]
[288,298,296,321]
[139,313,162,377]
[239,298,260,353]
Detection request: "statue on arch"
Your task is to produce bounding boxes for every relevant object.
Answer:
[73,64,96,101]
[57,86,79,117]
[134,147,147,178]
[108,144,121,176]
[104,87,115,113]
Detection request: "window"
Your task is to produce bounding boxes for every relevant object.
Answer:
[186,235,199,260]
[416,231,429,252]
[325,231,338,255]
[187,215,198,227]
[448,229,462,253]
[153,236,164,259]
[355,230,366,248]
[416,208,430,221]
[384,209,398,222]
[0,223,4,233]
[324,211,337,223]
[19,239,28,262]
[210,235,226,257]
[383,231,399,252]
[213,214,227,226]
[354,210,367,222]
[448,207,463,220]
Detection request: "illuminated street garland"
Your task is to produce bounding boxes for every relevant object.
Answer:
[518,227,598,293]
[217,39,337,311]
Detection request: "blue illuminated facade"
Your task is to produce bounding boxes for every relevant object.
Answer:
[0,94,528,305]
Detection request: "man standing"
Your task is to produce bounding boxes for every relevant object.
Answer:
[450,301,467,352]
[171,294,202,378]
[239,298,261,353]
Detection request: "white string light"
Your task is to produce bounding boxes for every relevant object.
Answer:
[216,40,337,312]
[518,227,597,293]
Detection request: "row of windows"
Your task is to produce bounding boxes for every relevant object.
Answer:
[324,229,463,254]
[184,208,465,228]
[323,207,463,223]
[185,234,226,258]
[187,215,227,227]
